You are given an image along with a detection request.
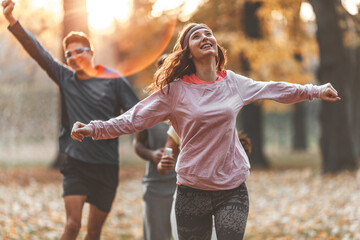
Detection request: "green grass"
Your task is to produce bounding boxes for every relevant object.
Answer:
[0,149,320,170]
[0,160,51,169]
[266,149,321,169]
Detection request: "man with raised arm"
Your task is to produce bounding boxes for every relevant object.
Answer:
[2,1,139,239]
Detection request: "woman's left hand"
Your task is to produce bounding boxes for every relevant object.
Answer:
[320,83,341,102]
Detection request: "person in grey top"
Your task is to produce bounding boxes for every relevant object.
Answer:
[134,123,177,240]
[133,55,177,240]
[2,1,139,239]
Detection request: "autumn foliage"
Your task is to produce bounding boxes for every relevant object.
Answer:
[0,166,359,239]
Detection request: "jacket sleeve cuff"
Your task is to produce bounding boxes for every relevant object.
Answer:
[7,20,21,31]
[309,85,321,101]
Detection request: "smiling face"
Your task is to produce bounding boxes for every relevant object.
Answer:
[65,42,94,73]
[188,28,218,61]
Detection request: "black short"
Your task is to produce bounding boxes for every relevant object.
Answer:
[60,156,119,213]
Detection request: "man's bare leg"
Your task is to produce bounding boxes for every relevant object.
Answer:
[60,195,87,240]
[84,204,109,240]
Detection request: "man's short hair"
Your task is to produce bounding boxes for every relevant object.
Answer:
[63,31,93,51]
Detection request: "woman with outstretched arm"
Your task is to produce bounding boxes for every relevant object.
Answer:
[71,23,340,240]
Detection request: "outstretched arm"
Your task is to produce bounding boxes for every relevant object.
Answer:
[2,0,68,84]
[71,86,174,141]
[236,74,341,105]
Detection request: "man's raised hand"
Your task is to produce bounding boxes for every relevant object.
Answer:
[2,0,16,26]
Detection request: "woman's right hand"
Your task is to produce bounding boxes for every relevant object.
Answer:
[71,122,93,142]
[157,154,175,175]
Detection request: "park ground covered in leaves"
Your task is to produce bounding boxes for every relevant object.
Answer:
[0,165,359,240]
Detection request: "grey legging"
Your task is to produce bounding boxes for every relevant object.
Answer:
[175,182,249,240]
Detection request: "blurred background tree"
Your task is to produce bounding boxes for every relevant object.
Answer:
[0,0,62,165]
[0,0,359,173]
[308,0,359,173]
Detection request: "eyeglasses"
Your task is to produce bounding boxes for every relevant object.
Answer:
[65,47,91,59]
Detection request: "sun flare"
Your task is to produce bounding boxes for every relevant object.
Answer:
[84,0,203,77]
[342,0,360,15]
[300,2,315,22]
[86,0,132,33]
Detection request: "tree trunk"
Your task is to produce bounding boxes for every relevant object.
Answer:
[334,3,360,159]
[242,103,269,167]
[51,0,89,169]
[292,102,307,150]
[354,47,360,158]
[347,10,360,158]
[240,1,269,168]
[292,53,307,151]
[308,0,357,173]
[63,0,89,36]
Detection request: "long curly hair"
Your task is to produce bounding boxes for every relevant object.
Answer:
[150,23,227,93]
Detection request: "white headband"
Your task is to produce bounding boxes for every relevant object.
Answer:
[182,25,209,49]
